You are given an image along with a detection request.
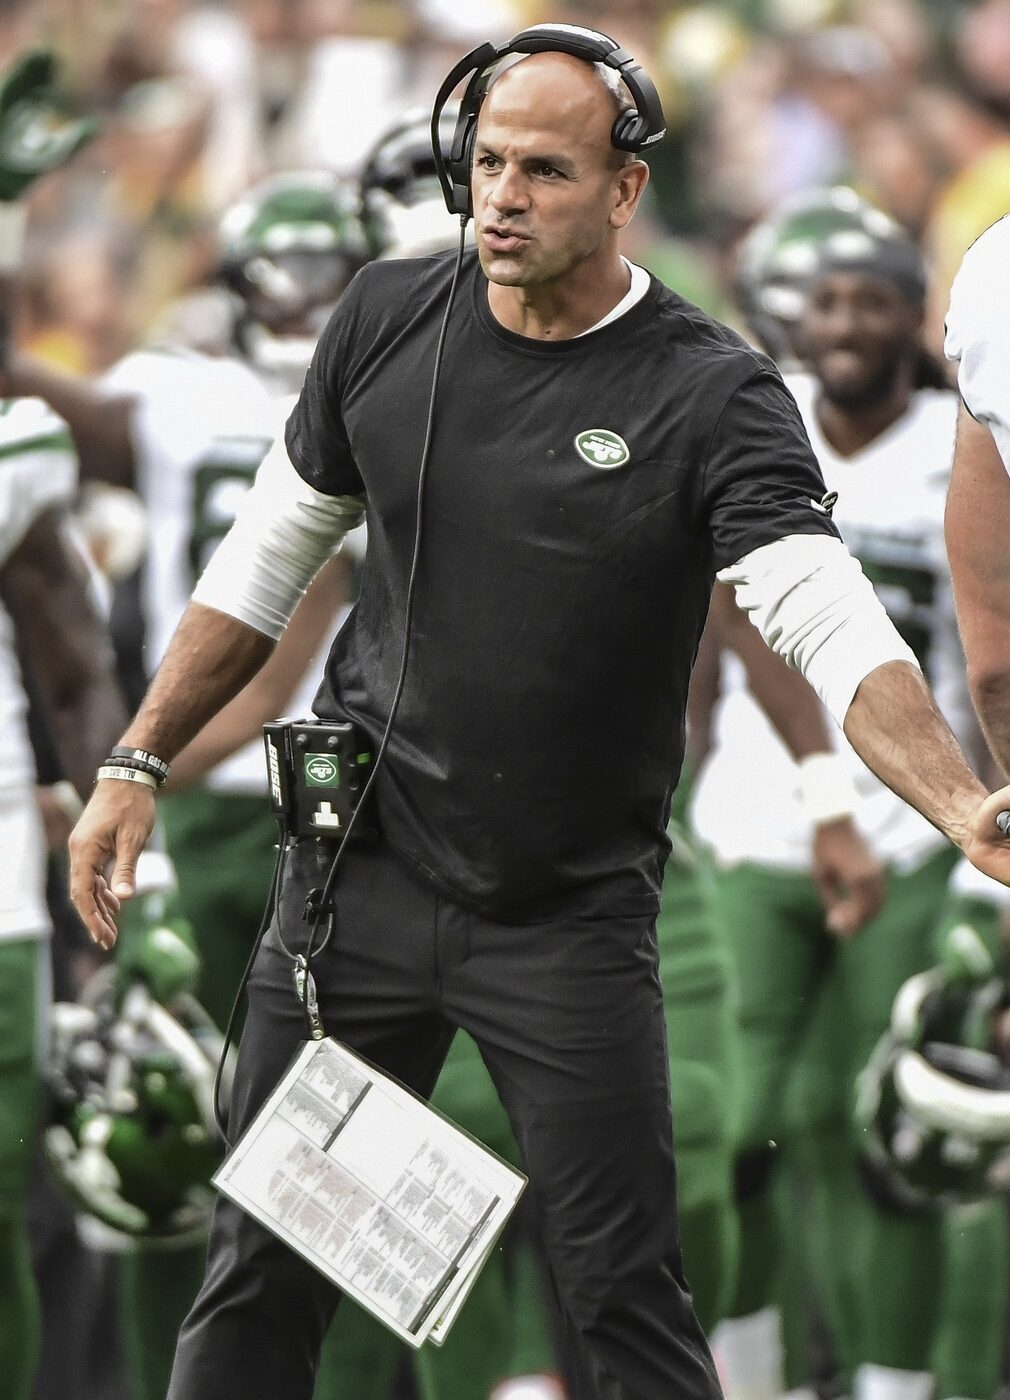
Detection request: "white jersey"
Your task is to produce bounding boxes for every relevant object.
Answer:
[945,214,1010,473]
[104,350,332,793]
[693,375,966,872]
[0,398,76,939]
[0,398,77,799]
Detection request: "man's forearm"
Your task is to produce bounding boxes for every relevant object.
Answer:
[53,668,125,800]
[945,405,1010,778]
[121,602,275,762]
[842,660,987,848]
[966,668,1010,780]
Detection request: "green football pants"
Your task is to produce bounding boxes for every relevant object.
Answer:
[657,832,740,1332]
[0,937,45,1400]
[716,848,958,1378]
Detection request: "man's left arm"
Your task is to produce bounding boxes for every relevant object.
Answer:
[1,508,125,799]
[720,533,1010,885]
[167,553,350,786]
[944,401,1010,777]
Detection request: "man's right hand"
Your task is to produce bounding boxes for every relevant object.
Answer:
[68,781,156,951]
[812,817,887,939]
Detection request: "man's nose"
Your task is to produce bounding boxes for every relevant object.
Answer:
[824,303,861,342]
[489,164,531,215]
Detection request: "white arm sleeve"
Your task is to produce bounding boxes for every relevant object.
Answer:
[191,435,365,639]
[717,533,920,727]
[945,215,1010,474]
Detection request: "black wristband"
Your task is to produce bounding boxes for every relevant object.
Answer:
[108,746,169,784]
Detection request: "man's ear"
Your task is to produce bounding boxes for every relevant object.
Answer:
[610,159,650,231]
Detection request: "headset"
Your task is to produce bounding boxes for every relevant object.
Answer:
[430,23,667,221]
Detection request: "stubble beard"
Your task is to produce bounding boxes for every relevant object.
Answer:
[818,352,905,414]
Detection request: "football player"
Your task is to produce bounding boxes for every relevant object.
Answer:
[697,195,1009,1400]
[0,40,117,1400]
[0,391,124,1400]
[0,168,372,1400]
[0,48,121,1400]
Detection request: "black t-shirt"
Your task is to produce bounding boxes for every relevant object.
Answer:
[286,251,837,921]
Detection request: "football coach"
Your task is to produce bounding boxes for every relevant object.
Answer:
[70,27,1010,1400]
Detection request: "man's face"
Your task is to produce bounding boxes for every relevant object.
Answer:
[471,55,631,288]
[800,268,921,411]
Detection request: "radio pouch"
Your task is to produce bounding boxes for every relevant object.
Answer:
[263,719,375,841]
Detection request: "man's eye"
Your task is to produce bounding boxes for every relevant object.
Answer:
[476,155,500,171]
[535,165,558,178]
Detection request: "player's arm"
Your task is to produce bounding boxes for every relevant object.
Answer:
[710,579,885,936]
[711,578,840,756]
[720,533,1010,886]
[1,351,136,487]
[167,553,350,787]
[68,437,365,948]
[945,402,1010,777]
[683,611,720,773]
[1,507,125,799]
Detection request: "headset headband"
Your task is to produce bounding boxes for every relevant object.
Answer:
[430,23,667,220]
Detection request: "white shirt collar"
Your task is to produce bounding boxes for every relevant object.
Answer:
[575,257,651,337]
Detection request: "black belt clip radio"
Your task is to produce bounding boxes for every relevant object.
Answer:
[263,719,376,843]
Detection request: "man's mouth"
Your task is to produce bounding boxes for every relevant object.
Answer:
[820,348,868,379]
[481,225,531,254]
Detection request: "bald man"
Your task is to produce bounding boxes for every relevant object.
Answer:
[69,38,1010,1400]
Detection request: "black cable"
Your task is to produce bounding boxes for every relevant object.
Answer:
[299,216,469,970]
[212,216,470,1140]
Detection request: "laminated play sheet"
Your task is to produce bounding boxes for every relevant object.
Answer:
[214,1037,526,1347]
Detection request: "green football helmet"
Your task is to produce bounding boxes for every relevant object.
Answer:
[217,169,371,388]
[0,48,98,202]
[46,911,231,1243]
[734,186,912,361]
[856,923,1010,1209]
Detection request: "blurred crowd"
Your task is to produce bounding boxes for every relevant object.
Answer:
[11,0,1010,371]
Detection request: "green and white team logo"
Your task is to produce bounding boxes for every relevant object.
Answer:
[304,754,339,787]
[574,428,631,470]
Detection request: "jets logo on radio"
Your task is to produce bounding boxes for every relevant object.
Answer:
[575,429,631,470]
[305,754,339,787]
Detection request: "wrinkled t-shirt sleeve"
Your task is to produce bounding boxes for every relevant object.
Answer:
[702,368,840,570]
[284,268,368,498]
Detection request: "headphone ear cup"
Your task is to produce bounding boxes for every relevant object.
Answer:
[458,122,479,218]
[445,109,477,218]
[611,107,644,151]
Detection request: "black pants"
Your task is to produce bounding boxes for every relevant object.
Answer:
[167,839,722,1400]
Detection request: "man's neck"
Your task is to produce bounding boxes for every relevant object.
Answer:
[486,253,632,341]
[815,375,915,458]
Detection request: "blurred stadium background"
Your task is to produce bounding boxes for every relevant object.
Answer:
[12,0,1010,370]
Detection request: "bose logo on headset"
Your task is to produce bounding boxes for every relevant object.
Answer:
[429,24,668,222]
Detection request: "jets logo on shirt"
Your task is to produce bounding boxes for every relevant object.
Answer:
[809,490,838,516]
[574,428,631,470]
